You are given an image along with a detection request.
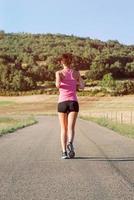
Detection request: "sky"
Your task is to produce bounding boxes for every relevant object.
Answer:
[0,0,134,45]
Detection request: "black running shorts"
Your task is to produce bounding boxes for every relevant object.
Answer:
[58,101,79,113]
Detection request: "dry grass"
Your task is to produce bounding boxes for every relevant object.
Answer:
[0,95,134,122]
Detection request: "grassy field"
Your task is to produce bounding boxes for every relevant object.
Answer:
[0,94,134,137]
[80,115,134,139]
[0,94,134,115]
[0,116,37,136]
[0,100,16,106]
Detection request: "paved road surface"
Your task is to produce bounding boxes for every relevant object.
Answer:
[0,116,134,200]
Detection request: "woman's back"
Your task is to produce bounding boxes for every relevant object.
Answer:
[58,68,78,103]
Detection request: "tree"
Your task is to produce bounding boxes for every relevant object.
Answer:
[100,73,116,89]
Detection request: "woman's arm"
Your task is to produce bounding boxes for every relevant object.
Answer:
[77,71,85,90]
[55,71,61,88]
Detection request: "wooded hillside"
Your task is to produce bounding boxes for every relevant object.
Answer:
[0,30,134,92]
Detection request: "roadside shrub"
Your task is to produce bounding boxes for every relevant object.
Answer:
[113,80,134,95]
[0,88,58,96]
[85,80,99,87]
[100,73,116,89]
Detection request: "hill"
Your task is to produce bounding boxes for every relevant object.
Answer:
[0,30,134,94]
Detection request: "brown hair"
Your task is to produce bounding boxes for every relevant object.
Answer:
[59,53,73,65]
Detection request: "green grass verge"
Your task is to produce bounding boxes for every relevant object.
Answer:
[0,101,16,106]
[0,116,38,136]
[80,115,134,139]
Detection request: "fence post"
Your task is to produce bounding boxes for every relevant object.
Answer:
[115,112,117,123]
[121,113,123,124]
[111,112,112,121]
[130,111,132,124]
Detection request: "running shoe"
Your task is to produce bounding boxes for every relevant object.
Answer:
[61,151,68,159]
[67,142,75,158]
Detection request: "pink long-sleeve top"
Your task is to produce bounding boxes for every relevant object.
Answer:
[58,68,78,103]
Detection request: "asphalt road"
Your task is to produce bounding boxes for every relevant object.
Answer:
[0,116,134,200]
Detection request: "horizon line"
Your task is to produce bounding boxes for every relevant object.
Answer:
[1,30,133,46]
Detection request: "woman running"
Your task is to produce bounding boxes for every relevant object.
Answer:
[55,53,85,159]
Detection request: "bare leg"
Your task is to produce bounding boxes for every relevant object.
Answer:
[67,112,78,144]
[58,112,68,152]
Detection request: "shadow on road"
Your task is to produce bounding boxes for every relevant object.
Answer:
[73,156,134,161]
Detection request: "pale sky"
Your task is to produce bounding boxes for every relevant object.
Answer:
[0,0,134,45]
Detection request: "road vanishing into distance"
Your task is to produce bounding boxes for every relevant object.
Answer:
[0,116,134,200]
